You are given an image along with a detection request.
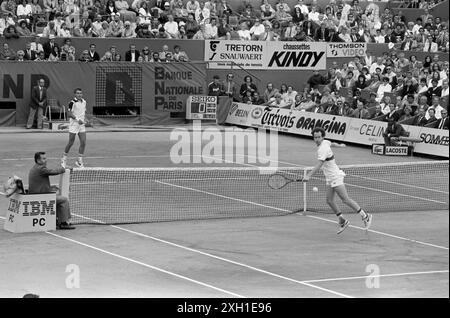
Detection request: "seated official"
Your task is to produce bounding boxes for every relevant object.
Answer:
[28,152,75,230]
[382,119,408,146]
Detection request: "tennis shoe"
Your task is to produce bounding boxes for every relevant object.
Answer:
[75,160,84,168]
[363,213,373,230]
[337,220,350,234]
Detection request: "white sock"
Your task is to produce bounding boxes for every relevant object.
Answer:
[358,209,367,219]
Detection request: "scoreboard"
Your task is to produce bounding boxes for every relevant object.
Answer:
[186,96,217,120]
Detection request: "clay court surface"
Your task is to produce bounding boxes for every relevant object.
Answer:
[0,128,448,298]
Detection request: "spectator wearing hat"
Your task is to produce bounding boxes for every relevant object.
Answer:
[43,35,59,59]
[208,75,224,96]
[125,44,140,62]
[122,20,136,38]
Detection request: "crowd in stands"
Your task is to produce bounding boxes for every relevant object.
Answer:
[0,0,449,52]
[208,51,449,129]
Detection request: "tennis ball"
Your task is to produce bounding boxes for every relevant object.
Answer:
[312,187,319,192]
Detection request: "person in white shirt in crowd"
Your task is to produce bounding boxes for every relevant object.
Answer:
[377,77,392,102]
[369,57,385,75]
[204,17,218,39]
[237,22,251,41]
[164,14,180,38]
[441,79,449,97]
[195,0,210,24]
[425,96,445,119]
[308,5,320,23]
[374,29,386,43]
[250,18,265,40]
[266,93,291,108]
[285,85,297,106]
[30,35,44,53]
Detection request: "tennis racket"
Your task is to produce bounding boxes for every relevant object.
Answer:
[268,173,304,190]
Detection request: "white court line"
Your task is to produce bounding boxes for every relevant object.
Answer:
[305,214,449,251]
[154,175,449,251]
[66,212,351,298]
[199,154,448,205]
[241,154,449,195]
[0,215,350,298]
[0,155,170,161]
[302,270,449,284]
[0,215,244,298]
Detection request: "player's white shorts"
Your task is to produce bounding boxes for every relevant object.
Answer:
[69,121,86,134]
[325,171,346,188]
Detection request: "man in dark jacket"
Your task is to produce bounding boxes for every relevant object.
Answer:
[26,78,48,129]
[28,152,75,230]
[383,119,407,146]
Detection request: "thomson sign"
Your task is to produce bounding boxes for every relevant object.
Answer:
[327,43,367,58]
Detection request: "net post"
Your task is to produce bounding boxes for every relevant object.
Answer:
[302,169,307,214]
[59,169,71,199]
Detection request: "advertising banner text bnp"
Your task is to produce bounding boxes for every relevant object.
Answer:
[205,41,327,70]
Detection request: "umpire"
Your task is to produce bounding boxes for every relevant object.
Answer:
[28,152,75,230]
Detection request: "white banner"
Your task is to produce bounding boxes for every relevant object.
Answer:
[225,103,449,157]
[226,103,349,140]
[205,40,265,69]
[406,125,449,157]
[345,118,387,145]
[205,41,327,70]
[265,42,327,70]
[327,42,367,58]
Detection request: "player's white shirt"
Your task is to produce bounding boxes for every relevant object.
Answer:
[68,98,86,123]
[317,140,345,181]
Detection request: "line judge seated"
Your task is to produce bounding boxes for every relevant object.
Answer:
[28,152,75,230]
[382,118,408,147]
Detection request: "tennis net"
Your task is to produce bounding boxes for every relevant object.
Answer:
[62,161,449,225]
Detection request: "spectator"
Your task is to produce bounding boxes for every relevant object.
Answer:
[307,70,327,91]
[427,79,442,102]
[26,78,47,129]
[435,109,449,129]
[385,103,401,122]
[172,45,189,62]
[122,20,136,38]
[86,43,100,61]
[42,35,58,59]
[376,77,392,101]
[140,46,151,61]
[164,14,179,38]
[351,100,370,119]
[425,107,438,125]
[412,106,428,126]
[370,104,384,119]
[399,106,414,121]
[115,0,136,22]
[60,38,76,61]
[195,1,209,24]
[23,42,36,60]
[250,18,265,40]
[35,50,46,61]
[125,44,140,62]
[441,79,449,97]
[383,119,407,146]
[263,82,278,103]
[428,96,445,119]
[252,91,265,105]
[237,22,251,41]
[42,20,58,37]
[204,17,218,39]
[28,152,75,230]
[3,24,19,38]
[78,49,90,62]
[266,93,291,108]
[239,75,257,100]
[109,13,124,37]
[159,44,172,61]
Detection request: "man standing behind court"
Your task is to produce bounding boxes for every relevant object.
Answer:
[28,152,75,230]
[26,78,47,129]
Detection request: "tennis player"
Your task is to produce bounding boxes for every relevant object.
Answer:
[61,88,87,168]
[304,127,372,234]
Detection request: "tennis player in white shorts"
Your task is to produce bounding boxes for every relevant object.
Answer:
[304,127,372,234]
[61,88,87,168]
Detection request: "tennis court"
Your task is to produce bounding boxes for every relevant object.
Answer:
[0,128,448,298]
